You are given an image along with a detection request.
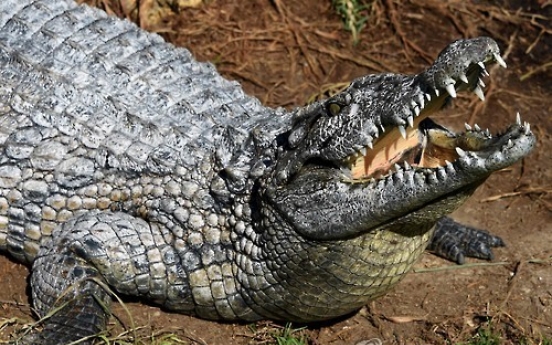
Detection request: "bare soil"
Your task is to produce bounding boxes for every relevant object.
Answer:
[0,0,551,344]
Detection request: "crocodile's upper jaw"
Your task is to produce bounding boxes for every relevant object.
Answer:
[337,46,514,182]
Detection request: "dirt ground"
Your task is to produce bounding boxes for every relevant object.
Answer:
[0,0,551,344]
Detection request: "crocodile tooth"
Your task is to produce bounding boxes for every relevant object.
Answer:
[434,88,440,97]
[398,125,407,139]
[478,78,486,88]
[455,147,467,157]
[474,124,481,131]
[524,122,531,134]
[415,172,425,185]
[474,85,485,101]
[394,169,404,181]
[485,129,491,137]
[437,167,447,180]
[394,163,402,171]
[417,94,425,108]
[445,160,455,173]
[464,123,472,131]
[445,84,457,98]
[427,171,438,183]
[403,161,411,170]
[411,100,418,109]
[367,140,373,149]
[494,53,507,68]
[359,147,367,156]
[507,139,513,147]
[515,112,521,125]
[407,116,414,128]
[459,73,469,84]
[380,125,385,133]
[425,93,432,101]
[477,61,489,76]
[413,106,420,116]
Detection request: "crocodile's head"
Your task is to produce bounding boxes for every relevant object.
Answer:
[264,37,535,241]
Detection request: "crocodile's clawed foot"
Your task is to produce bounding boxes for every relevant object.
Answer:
[428,217,505,264]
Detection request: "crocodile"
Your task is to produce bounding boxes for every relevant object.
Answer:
[0,0,535,344]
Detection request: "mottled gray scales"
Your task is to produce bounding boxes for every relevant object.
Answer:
[0,0,536,344]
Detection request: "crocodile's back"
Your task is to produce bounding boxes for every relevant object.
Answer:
[0,0,269,264]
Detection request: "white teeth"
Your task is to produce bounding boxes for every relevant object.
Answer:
[398,125,407,139]
[404,161,411,170]
[478,61,490,77]
[524,122,531,134]
[478,78,486,88]
[367,141,373,149]
[507,139,513,147]
[474,85,485,101]
[407,116,414,128]
[455,147,467,157]
[437,167,447,180]
[359,147,367,156]
[394,163,402,171]
[446,84,457,98]
[425,93,432,101]
[411,100,418,108]
[516,112,521,125]
[485,129,491,137]
[395,168,404,180]
[380,125,385,133]
[494,53,507,68]
[417,94,425,108]
[413,106,420,116]
[427,171,438,183]
[435,89,440,97]
[464,123,472,131]
[459,73,469,84]
[474,124,481,131]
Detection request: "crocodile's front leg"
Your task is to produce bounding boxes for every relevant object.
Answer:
[429,216,505,264]
[27,211,182,345]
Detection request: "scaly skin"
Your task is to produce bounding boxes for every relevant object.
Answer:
[0,0,535,344]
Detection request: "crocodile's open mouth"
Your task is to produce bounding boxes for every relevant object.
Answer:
[346,107,495,180]
[343,55,515,181]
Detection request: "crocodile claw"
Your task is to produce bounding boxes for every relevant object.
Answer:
[428,217,505,264]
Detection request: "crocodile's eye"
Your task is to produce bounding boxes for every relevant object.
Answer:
[327,102,342,116]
